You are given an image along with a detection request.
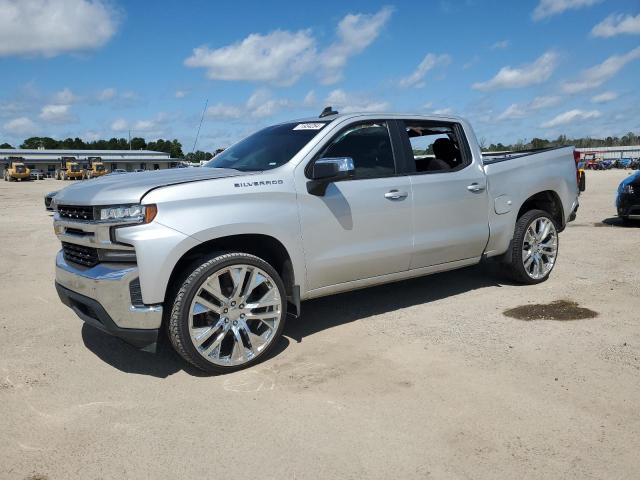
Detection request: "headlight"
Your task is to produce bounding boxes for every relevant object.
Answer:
[97,204,157,223]
[622,184,635,194]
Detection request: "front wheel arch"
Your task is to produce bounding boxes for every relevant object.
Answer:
[164,233,297,317]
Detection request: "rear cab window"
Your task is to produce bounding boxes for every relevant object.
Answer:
[399,120,472,174]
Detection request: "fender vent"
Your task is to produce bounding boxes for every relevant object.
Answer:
[129,278,144,307]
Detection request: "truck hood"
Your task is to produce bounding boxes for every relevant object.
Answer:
[53,168,245,205]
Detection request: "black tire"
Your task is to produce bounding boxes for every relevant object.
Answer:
[503,209,559,285]
[620,216,637,226]
[168,252,287,374]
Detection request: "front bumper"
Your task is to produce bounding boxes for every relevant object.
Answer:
[55,251,162,351]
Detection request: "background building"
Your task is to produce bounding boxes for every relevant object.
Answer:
[575,146,640,161]
[0,149,182,176]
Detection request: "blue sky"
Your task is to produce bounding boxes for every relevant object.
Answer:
[1,0,639,151]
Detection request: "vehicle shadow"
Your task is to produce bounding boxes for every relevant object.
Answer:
[81,323,290,378]
[81,263,510,377]
[284,263,510,343]
[599,217,638,228]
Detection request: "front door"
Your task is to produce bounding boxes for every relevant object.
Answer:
[296,120,413,290]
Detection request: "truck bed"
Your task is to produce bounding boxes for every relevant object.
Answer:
[480,145,579,257]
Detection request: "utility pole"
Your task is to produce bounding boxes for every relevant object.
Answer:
[191,98,208,155]
[128,130,131,150]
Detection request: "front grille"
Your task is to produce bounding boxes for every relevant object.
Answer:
[58,205,95,221]
[62,242,99,267]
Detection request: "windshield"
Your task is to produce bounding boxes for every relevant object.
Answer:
[204,122,328,171]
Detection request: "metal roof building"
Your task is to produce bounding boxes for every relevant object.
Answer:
[1,149,182,175]
[575,145,640,160]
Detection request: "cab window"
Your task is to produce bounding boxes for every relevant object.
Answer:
[402,121,469,173]
[318,121,396,179]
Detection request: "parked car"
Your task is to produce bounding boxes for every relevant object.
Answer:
[51,111,581,373]
[616,170,640,224]
[44,191,58,211]
[30,169,46,180]
[107,169,128,175]
[133,169,146,173]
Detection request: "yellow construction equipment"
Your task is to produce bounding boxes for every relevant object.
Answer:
[55,156,85,180]
[86,156,108,178]
[3,157,31,182]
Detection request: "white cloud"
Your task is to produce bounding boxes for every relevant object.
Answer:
[303,90,317,107]
[39,104,73,123]
[185,7,392,86]
[53,88,78,104]
[532,0,601,21]
[463,55,480,70]
[0,101,28,118]
[591,91,618,103]
[185,30,316,86]
[325,89,389,113]
[399,53,451,88]
[205,103,243,119]
[530,95,561,109]
[497,104,526,120]
[204,90,294,119]
[110,115,168,135]
[472,51,558,90]
[3,116,37,135]
[83,131,102,142]
[133,120,157,131]
[491,40,510,50]
[319,7,393,84]
[0,0,120,57]
[246,89,291,118]
[432,108,454,115]
[561,46,640,93]
[175,90,188,99]
[110,118,128,131]
[591,13,640,38]
[97,88,117,101]
[541,109,601,128]
[496,95,562,121]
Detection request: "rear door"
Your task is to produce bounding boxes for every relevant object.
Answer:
[296,120,413,290]
[397,120,490,268]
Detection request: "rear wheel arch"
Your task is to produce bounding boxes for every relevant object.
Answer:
[516,190,564,230]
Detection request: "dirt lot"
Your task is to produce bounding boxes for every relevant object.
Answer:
[1,171,639,480]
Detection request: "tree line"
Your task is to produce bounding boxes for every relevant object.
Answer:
[483,132,640,152]
[4,130,639,159]
[1,136,185,159]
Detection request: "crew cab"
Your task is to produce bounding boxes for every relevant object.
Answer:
[52,111,581,373]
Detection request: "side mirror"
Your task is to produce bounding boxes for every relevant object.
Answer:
[308,157,355,196]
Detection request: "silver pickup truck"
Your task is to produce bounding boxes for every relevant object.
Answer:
[52,112,581,373]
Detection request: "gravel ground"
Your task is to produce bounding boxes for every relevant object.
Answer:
[1,170,639,480]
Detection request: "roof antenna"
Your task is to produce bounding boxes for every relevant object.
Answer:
[191,98,208,154]
[319,106,338,118]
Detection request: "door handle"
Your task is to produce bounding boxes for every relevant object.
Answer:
[384,190,408,200]
[467,183,485,193]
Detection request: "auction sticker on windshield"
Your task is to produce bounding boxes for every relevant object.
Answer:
[293,123,325,130]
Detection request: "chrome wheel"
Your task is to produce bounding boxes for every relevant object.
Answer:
[522,217,557,280]
[188,264,282,366]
